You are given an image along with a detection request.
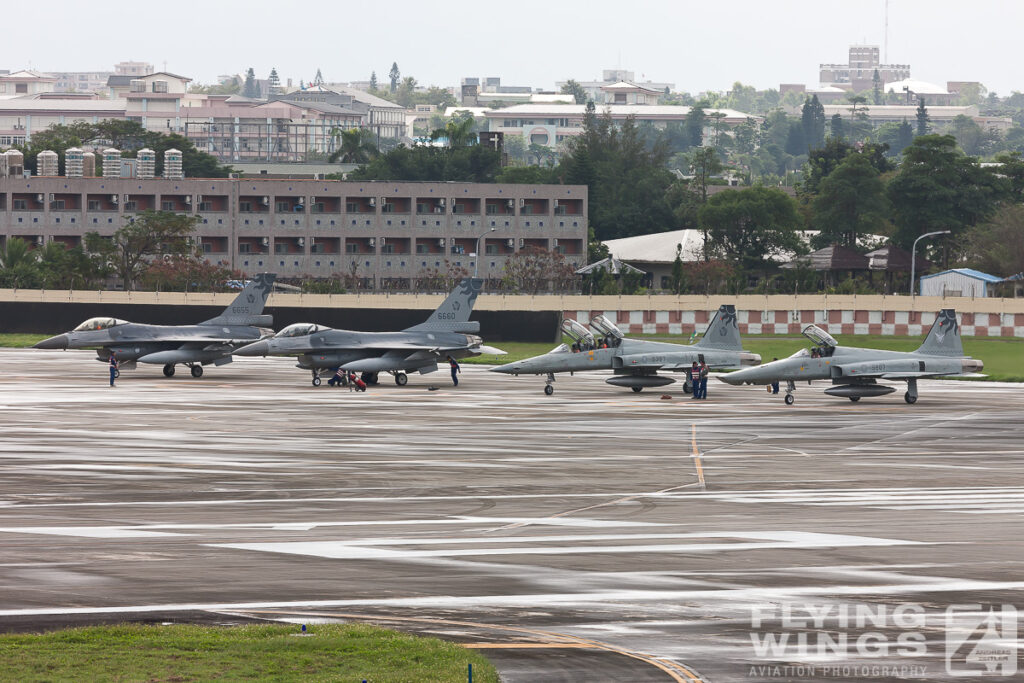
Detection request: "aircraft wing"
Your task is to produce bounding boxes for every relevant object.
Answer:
[879,371,984,380]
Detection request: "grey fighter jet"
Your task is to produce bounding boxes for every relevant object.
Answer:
[719,309,984,405]
[490,304,760,395]
[233,278,504,386]
[34,273,276,378]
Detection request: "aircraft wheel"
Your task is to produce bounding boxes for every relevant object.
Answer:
[905,392,917,404]
[849,396,860,402]
[544,384,554,396]
[114,369,121,379]
[632,386,643,393]
[190,365,203,378]
[683,382,692,394]
[784,394,795,405]
[312,377,321,387]
[395,372,408,386]
[162,364,175,377]
[362,372,379,385]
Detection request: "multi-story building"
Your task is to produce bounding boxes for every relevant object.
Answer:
[555,69,675,105]
[114,61,155,77]
[0,70,57,99]
[50,70,114,94]
[819,45,911,91]
[485,103,757,148]
[0,177,588,285]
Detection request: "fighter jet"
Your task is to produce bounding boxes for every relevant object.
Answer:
[233,278,504,386]
[34,273,276,378]
[718,309,984,405]
[490,304,760,395]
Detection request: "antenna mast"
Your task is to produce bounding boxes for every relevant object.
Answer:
[884,0,889,63]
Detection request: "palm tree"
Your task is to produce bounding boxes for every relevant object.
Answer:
[328,128,377,164]
[430,114,477,149]
[0,237,39,288]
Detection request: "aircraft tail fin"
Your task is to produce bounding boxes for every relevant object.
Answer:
[693,304,742,351]
[404,278,482,334]
[915,309,964,357]
[201,273,276,326]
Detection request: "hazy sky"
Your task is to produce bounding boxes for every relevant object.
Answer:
[10,0,1021,96]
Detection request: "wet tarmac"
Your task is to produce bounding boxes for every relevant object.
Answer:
[1,348,1023,682]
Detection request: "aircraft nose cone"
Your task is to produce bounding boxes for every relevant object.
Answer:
[234,340,269,357]
[718,369,748,385]
[34,334,69,350]
[489,363,516,374]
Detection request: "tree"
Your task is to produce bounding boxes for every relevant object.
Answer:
[800,95,826,149]
[267,68,282,96]
[830,113,844,140]
[690,146,723,206]
[888,135,1007,260]
[328,127,377,163]
[389,62,401,93]
[669,243,687,294]
[35,241,105,289]
[872,69,882,105]
[915,98,930,136]
[811,153,890,249]
[0,237,40,288]
[243,68,258,98]
[560,79,587,104]
[140,253,233,292]
[84,210,202,290]
[963,204,1024,276]
[950,114,985,156]
[801,138,891,197]
[994,152,1024,202]
[502,246,577,293]
[369,71,378,91]
[785,121,806,156]
[558,110,675,241]
[684,104,706,148]
[698,185,806,272]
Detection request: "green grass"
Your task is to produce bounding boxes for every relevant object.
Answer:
[468,334,1024,382]
[0,333,49,348]
[0,622,499,683]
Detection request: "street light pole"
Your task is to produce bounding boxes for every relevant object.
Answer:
[910,230,951,296]
[473,227,495,278]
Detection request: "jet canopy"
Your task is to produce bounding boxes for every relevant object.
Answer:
[802,324,838,358]
[274,323,324,338]
[73,317,127,332]
[802,325,838,348]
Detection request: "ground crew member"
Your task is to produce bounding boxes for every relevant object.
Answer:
[769,359,780,395]
[698,361,709,399]
[689,361,701,399]
[109,352,118,387]
[448,355,461,386]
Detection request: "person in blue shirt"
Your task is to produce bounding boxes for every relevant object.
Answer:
[109,352,118,387]
[448,355,461,387]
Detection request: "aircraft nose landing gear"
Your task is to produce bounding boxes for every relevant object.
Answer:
[543,372,555,395]
[784,380,796,405]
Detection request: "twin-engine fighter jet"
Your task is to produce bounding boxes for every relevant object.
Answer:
[490,304,760,394]
[34,273,276,378]
[233,278,504,386]
[719,309,983,405]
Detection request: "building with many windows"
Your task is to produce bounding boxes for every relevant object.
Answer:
[0,177,587,285]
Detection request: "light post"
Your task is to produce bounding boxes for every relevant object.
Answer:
[473,227,495,278]
[910,230,951,296]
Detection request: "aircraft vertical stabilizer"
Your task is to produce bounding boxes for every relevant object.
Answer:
[200,273,276,326]
[693,305,742,351]
[915,309,964,357]
[404,278,482,333]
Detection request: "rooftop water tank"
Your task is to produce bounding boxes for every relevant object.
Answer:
[102,148,121,178]
[137,148,156,179]
[65,147,84,177]
[37,150,59,177]
[163,148,183,179]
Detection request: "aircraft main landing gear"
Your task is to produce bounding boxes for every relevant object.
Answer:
[905,378,918,404]
[162,364,175,377]
[682,381,692,395]
[395,372,408,386]
[362,372,379,385]
[544,372,555,395]
[190,365,203,378]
